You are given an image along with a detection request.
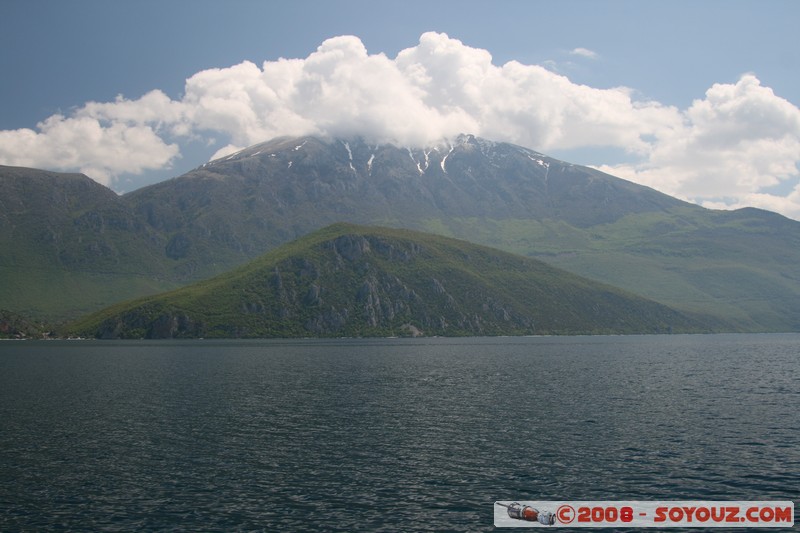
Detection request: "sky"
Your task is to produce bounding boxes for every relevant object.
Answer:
[1,0,799,219]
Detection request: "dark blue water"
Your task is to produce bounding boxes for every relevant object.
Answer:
[1,335,798,531]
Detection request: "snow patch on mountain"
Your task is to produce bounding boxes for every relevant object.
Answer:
[342,141,357,174]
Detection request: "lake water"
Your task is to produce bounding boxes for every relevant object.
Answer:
[1,335,797,531]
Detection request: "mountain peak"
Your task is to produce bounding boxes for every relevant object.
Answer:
[174,133,680,228]
[202,133,545,170]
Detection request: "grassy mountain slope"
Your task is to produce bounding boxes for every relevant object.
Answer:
[66,224,715,339]
[414,206,800,331]
[0,166,181,318]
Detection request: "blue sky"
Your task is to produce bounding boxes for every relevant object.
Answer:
[2,0,799,218]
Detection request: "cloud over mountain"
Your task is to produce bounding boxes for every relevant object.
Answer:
[597,75,800,218]
[0,99,181,186]
[0,32,798,218]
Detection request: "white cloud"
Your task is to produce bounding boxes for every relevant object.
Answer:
[570,47,599,59]
[0,106,180,186]
[596,75,800,217]
[0,32,799,220]
[701,185,800,220]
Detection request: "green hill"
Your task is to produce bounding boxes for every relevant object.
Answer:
[418,206,800,331]
[66,224,717,339]
[0,166,181,319]
[0,309,54,339]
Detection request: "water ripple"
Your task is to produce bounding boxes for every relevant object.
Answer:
[1,335,798,530]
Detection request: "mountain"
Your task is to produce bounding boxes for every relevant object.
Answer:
[0,166,182,319]
[121,134,686,267]
[65,224,712,339]
[121,134,800,331]
[3,134,800,331]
